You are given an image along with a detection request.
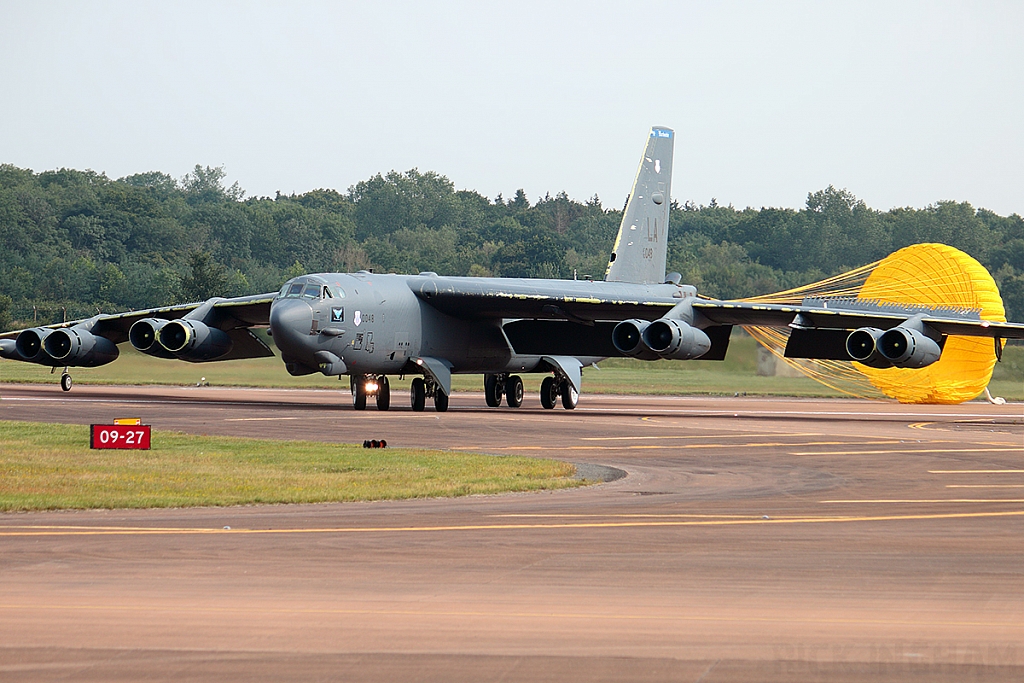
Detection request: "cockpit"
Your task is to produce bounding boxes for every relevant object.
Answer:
[277,276,346,301]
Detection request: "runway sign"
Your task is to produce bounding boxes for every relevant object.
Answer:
[90,424,151,450]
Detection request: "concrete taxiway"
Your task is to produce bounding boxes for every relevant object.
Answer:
[1,383,1022,682]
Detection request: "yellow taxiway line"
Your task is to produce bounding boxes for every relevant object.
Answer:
[2,510,1023,537]
[791,448,1023,456]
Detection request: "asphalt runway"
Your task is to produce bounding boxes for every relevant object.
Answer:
[1,382,1023,682]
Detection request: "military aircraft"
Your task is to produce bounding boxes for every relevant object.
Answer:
[3,127,1023,410]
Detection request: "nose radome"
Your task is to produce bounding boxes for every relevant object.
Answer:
[269,299,313,356]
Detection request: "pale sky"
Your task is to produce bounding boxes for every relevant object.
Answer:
[2,1,1021,215]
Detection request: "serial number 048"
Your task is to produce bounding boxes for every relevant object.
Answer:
[90,424,152,450]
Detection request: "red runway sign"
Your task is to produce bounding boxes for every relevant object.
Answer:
[90,424,151,450]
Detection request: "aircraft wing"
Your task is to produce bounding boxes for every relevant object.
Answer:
[691,299,1024,339]
[409,275,1024,339]
[0,294,276,361]
[408,275,682,322]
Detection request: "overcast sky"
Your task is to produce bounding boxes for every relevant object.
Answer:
[2,1,1021,215]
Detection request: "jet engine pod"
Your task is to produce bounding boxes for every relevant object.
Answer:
[878,326,942,368]
[14,328,57,365]
[129,318,177,358]
[845,327,892,368]
[43,327,119,367]
[158,319,233,361]
[641,319,712,360]
[611,319,661,360]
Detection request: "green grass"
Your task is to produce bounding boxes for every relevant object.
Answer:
[1,333,1020,400]
[0,421,581,511]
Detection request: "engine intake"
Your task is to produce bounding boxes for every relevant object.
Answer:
[642,319,712,360]
[878,326,942,368]
[845,327,891,368]
[14,328,57,365]
[129,318,177,359]
[43,327,119,367]
[157,319,233,361]
[611,319,660,360]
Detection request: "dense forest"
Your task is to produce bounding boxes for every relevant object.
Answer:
[1,163,1022,332]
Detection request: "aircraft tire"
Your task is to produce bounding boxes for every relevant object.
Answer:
[561,382,579,410]
[434,390,449,412]
[540,376,557,410]
[484,374,502,407]
[506,375,524,408]
[376,376,391,411]
[60,373,73,392]
[411,378,426,412]
[352,378,367,411]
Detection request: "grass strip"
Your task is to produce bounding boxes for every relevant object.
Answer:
[0,421,581,512]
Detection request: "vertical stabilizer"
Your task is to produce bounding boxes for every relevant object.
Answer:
[604,127,674,284]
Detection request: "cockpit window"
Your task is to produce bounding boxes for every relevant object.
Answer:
[287,283,303,297]
[302,284,320,298]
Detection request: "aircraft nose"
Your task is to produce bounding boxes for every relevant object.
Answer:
[269,298,313,355]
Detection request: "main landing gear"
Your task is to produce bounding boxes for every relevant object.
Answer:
[483,373,523,408]
[350,374,391,411]
[540,375,578,410]
[484,373,577,410]
[410,377,448,412]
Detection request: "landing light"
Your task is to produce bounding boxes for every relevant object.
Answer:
[364,381,379,393]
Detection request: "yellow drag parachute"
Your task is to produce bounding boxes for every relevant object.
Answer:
[743,243,1006,404]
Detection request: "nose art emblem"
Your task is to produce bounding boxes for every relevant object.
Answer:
[331,307,344,323]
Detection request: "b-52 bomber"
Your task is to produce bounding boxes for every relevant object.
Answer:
[3,127,1023,410]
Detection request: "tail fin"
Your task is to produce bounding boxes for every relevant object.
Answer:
[604,126,674,284]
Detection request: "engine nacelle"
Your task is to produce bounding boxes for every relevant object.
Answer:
[0,338,20,360]
[158,319,233,361]
[43,327,119,367]
[845,327,892,368]
[611,319,661,360]
[642,319,712,360]
[14,328,57,365]
[878,326,942,368]
[129,318,178,359]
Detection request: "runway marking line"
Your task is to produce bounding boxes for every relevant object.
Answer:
[930,469,1024,474]
[821,499,1024,504]
[0,602,1019,631]
[791,448,1023,456]
[946,485,1024,488]
[468,439,958,452]
[579,432,823,441]
[2,510,1024,537]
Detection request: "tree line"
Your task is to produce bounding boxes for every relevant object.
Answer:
[1,163,1022,332]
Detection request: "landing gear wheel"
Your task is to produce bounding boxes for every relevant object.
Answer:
[411,378,426,412]
[505,375,524,408]
[376,375,391,411]
[352,376,367,411]
[60,373,73,392]
[561,382,579,410]
[540,376,557,410]
[484,374,502,408]
[434,390,449,412]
